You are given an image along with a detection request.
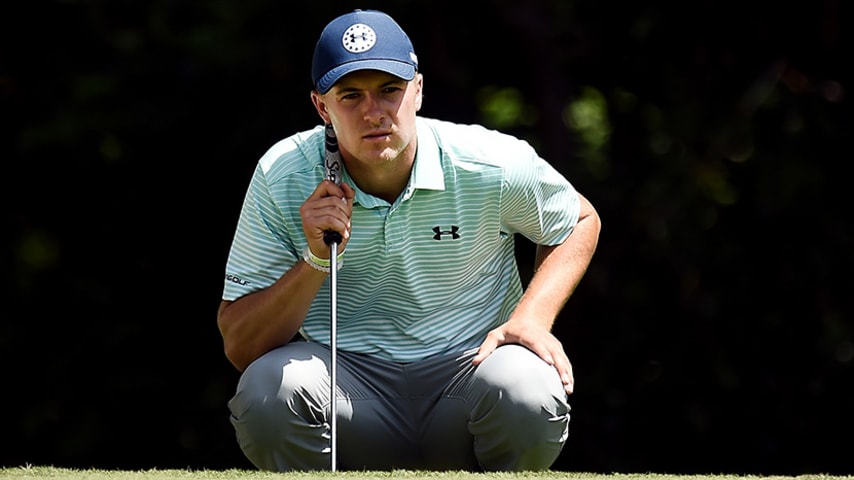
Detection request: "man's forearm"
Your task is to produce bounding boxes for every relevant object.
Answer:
[513,194,601,329]
[217,260,329,371]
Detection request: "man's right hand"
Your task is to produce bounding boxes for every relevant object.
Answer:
[299,179,355,258]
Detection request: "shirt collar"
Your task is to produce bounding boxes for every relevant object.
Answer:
[411,117,445,191]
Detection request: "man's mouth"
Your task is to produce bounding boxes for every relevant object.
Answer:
[363,130,392,140]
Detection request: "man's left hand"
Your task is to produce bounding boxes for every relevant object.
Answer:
[473,321,574,394]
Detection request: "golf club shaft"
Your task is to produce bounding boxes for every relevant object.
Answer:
[329,240,338,472]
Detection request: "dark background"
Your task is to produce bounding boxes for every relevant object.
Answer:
[2,0,851,475]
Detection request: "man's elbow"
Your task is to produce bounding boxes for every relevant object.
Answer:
[218,301,251,372]
[576,194,602,244]
[222,341,251,372]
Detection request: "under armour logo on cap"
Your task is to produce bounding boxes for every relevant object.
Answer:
[342,23,377,53]
[312,9,418,94]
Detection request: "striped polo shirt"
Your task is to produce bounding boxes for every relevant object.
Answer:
[222,116,580,362]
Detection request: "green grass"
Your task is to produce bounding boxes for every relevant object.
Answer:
[1,467,852,480]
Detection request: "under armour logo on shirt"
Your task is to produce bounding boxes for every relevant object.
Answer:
[432,225,460,240]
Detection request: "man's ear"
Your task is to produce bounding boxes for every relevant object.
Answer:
[311,90,331,124]
[414,74,424,112]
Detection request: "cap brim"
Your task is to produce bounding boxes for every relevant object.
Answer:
[316,60,416,94]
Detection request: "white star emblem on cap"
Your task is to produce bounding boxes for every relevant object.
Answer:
[342,23,376,53]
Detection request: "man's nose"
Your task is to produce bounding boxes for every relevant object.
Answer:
[362,93,385,124]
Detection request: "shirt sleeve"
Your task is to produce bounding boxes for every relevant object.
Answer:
[221,163,299,301]
[499,137,580,246]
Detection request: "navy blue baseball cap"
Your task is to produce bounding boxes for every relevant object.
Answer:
[312,10,418,94]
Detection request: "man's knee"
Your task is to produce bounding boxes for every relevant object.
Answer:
[230,343,331,426]
[475,344,567,408]
[228,343,334,471]
[469,345,570,470]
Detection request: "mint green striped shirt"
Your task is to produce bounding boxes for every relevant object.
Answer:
[222,116,580,362]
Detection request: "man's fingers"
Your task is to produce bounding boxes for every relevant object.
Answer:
[300,181,354,255]
[551,350,574,394]
[311,181,352,221]
[313,178,345,198]
[472,335,499,366]
[529,339,574,395]
[558,359,574,394]
[341,182,356,202]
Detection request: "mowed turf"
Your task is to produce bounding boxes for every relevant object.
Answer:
[1,467,852,480]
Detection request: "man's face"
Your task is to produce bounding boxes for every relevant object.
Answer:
[312,70,423,167]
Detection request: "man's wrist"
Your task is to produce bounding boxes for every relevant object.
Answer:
[302,246,344,272]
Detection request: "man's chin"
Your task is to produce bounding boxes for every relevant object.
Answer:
[365,148,401,163]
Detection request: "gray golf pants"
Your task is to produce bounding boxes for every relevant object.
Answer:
[227,341,570,471]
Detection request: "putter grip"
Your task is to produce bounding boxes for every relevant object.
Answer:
[324,123,343,246]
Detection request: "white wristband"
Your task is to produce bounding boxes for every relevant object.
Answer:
[302,246,344,273]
